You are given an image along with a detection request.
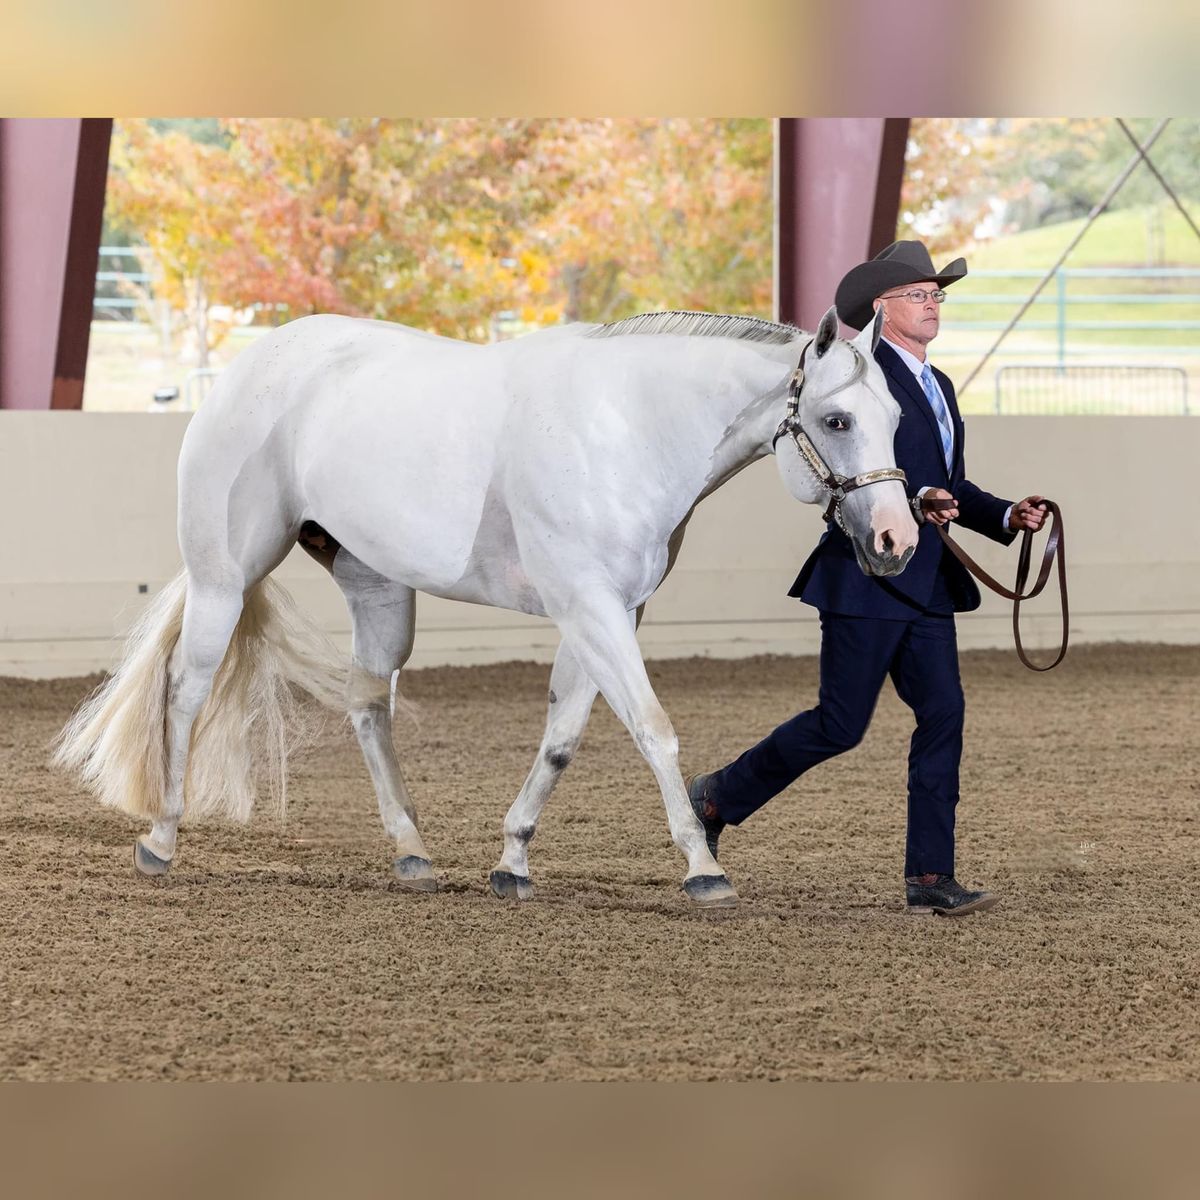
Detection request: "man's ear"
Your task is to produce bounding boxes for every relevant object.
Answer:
[813,305,839,358]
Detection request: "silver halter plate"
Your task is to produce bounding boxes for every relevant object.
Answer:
[772,339,907,534]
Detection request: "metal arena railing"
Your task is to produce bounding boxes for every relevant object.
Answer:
[993,364,1190,415]
[951,267,1200,365]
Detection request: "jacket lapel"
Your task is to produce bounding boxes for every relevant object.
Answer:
[875,342,943,452]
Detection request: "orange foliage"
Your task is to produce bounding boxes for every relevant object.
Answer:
[106,118,774,346]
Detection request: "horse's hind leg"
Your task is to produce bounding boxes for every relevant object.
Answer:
[490,642,598,900]
[136,581,245,875]
[330,549,435,892]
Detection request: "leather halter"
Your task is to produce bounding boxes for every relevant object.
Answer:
[772,339,907,533]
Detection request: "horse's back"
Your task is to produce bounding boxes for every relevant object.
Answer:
[181,315,480,475]
[195,314,471,413]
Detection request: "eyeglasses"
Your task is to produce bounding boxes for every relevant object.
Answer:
[881,288,947,304]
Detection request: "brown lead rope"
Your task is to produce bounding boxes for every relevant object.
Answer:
[923,498,1069,672]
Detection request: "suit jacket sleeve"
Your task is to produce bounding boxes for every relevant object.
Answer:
[956,477,1017,546]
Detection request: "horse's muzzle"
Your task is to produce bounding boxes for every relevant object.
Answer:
[857,540,915,578]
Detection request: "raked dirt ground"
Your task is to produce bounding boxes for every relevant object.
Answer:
[2,644,1197,1080]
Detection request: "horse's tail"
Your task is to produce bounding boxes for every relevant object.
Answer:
[53,570,376,825]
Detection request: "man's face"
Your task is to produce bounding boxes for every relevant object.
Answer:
[874,279,941,348]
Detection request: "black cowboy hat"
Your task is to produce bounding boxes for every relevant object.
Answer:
[835,240,967,331]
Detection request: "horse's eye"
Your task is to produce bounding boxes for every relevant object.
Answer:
[825,416,850,432]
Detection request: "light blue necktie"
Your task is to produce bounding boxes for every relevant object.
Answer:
[921,363,954,474]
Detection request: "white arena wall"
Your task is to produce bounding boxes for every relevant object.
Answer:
[2,411,1197,677]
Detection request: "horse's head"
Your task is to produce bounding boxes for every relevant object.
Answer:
[773,306,918,577]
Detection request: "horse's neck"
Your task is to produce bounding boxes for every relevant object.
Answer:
[693,342,799,500]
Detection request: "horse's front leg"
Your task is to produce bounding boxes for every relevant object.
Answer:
[552,590,737,908]
[490,641,598,900]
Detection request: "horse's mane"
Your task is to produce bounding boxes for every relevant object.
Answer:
[586,310,801,345]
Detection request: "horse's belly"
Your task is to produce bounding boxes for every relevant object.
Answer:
[300,452,483,593]
[295,366,504,590]
[301,434,551,614]
[327,510,547,615]
[304,483,482,593]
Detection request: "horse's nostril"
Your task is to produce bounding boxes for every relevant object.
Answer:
[881,530,895,555]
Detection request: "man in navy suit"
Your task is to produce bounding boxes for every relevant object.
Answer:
[688,240,1048,915]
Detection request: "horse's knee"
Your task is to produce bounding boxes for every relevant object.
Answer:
[543,738,579,772]
[173,589,244,681]
[541,699,600,772]
[633,712,678,763]
[166,661,220,717]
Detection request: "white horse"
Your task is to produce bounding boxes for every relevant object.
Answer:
[55,304,918,908]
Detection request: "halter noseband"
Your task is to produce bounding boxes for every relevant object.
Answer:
[772,339,907,533]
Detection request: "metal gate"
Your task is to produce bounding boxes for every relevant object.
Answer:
[993,364,1190,415]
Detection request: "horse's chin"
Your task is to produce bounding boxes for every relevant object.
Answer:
[852,538,914,578]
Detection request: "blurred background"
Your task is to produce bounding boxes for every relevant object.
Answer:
[83,116,1199,416]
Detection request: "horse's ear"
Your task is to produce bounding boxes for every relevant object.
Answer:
[853,305,884,355]
[813,305,839,358]
[872,305,884,351]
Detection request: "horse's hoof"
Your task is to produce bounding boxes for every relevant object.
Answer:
[489,869,534,901]
[133,839,171,878]
[682,873,739,908]
[392,855,438,893]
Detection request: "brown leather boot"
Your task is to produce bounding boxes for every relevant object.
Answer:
[684,773,725,861]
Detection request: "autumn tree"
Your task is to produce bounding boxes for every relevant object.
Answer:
[898,119,1005,255]
[899,117,1200,258]
[530,118,772,323]
[107,118,775,347]
[106,119,246,367]
[989,118,1200,236]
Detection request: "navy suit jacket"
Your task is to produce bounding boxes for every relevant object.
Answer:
[789,340,1016,619]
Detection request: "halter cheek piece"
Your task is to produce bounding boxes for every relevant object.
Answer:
[771,339,907,534]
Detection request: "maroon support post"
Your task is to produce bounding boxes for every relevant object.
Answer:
[0,118,112,410]
[775,117,910,334]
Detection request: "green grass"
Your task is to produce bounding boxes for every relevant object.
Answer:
[929,203,1200,411]
[942,203,1200,344]
[963,202,1200,270]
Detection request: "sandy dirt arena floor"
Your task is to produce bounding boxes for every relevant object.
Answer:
[1,643,1198,1081]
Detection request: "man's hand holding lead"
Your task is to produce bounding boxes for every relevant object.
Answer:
[1008,495,1048,532]
[920,487,958,526]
